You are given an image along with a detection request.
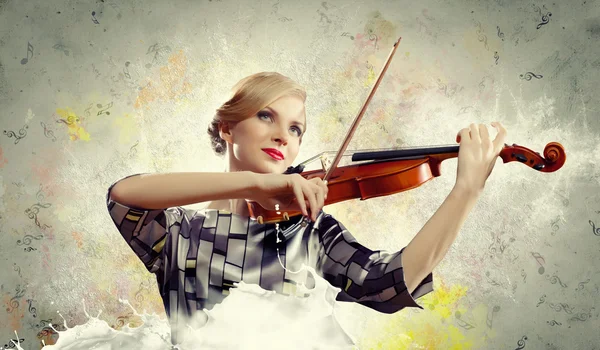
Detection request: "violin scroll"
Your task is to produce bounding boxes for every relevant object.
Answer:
[499,142,565,173]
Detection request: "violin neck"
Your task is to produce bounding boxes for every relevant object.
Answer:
[351,145,460,162]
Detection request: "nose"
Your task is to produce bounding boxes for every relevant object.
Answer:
[272,125,289,145]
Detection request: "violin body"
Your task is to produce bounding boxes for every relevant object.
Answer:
[247,158,441,224]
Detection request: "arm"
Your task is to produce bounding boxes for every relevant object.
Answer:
[106,171,260,274]
[109,171,261,209]
[314,213,434,313]
[402,185,480,294]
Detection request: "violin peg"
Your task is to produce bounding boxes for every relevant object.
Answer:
[257,216,264,225]
[283,212,289,221]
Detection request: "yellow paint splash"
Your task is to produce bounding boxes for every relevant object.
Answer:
[55,107,91,141]
[365,63,376,87]
[112,113,138,144]
[134,49,193,110]
[359,279,498,349]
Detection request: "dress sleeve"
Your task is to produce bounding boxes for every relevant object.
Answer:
[314,212,434,313]
[106,173,185,274]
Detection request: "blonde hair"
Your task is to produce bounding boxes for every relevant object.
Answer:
[207,72,307,156]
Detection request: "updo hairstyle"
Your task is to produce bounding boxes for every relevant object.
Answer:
[207,72,307,157]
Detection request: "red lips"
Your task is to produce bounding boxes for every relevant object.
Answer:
[262,148,284,160]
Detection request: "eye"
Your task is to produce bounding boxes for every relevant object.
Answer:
[291,126,302,137]
[257,111,303,137]
[257,112,271,121]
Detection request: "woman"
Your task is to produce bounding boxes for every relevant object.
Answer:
[106,71,506,345]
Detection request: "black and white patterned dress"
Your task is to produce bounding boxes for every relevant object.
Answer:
[106,174,434,345]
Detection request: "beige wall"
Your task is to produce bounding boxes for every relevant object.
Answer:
[0,0,598,348]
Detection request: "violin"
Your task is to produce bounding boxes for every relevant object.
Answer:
[246,37,566,225]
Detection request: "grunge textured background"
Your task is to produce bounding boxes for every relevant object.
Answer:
[0,0,598,348]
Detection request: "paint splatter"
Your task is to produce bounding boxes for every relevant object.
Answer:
[358,279,498,349]
[134,49,193,110]
[0,146,8,169]
[112,113,138,144]
[55,107,91,141]
[71,231,84,250]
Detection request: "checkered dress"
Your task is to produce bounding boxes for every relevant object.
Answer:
[106,174,434,345]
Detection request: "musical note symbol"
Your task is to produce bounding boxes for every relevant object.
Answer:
[27,299,38,318]
[368,29,378,49]
[520,72,543,80]
[475,21,489,51]
[494,51,499,65]
[52,43,70,56]
[3,124,29,144]
[13,263,22,278]
[486,305,500,328]
[550,216,563,235]
[425,298,439,310]
[455,310,476,330]
[515,335,528,349]
[84,103,94,117]
[341,32,354,40]
[575,279,590,291]
[485,271,501,286]
[97,102,113,116]
[56,115,79,125]
[537,294,546,307]
[531,252,545,274]
[521,269,527,282]
[41,121,57,142]
[536,12,552,29]
[21,42,34,65]
[123,61,131,79]
[129,140,139,158]
[589,220,600,236]
[6,337,25,348]
[497,26,505,41]
[91,11,100,24]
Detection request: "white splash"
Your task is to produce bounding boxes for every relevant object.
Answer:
[4,265,358,350]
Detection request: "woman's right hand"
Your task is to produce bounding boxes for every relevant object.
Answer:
[250,173,329,222]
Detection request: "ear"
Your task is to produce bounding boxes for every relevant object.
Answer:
[218,121,234,144]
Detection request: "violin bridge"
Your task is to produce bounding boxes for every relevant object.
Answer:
[320,154,331,172]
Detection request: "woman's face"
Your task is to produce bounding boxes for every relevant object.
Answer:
[221,94,306,174]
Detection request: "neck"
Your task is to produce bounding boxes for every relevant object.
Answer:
[208,152,250,216]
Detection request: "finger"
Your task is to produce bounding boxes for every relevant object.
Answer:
[314,186,325,220]
[309,177,329,200]
[319,179,329,199]
[292,182,308,217]
[470,123,481,143]
[479,123,490,147]
[304,183,318,221]
[456,127,469,143]
[491,121,507,153]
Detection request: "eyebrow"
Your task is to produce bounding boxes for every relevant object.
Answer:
[264,106,305,129]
